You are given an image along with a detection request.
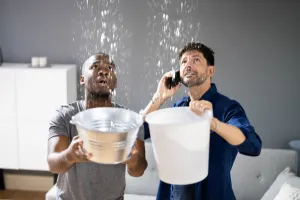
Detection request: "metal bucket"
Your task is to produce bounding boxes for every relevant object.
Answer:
[70,107,143,164]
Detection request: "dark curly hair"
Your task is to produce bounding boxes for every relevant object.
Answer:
[179,42,215,66]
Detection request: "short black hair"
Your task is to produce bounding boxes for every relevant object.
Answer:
[179,42,215,66]
[81,52,112,74]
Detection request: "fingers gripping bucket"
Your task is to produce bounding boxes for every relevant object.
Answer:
[145,107,213,185]
[70,107,143,164]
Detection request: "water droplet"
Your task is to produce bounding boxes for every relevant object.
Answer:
[157,60,161,67]
[171,58,176,64]
[100,32,105,44]
[175,28,180,37]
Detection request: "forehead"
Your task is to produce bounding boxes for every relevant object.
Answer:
[84,54,113,66]
[181,50,203,59]
[92,54,113,63]
[82,54,114,73]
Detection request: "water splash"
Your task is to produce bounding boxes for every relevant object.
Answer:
[145,0,201,99]
[73,0,132,104]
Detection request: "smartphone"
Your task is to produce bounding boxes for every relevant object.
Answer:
[165,70,181,89]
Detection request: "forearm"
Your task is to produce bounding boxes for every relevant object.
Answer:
[127,156,148,177]
[47,150,74,174]
[142,93,166,117]
[212,118,246,146]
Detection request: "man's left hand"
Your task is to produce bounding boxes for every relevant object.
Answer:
[122,143,139,165]
[190,100,217,131]
[122,139,147,177]
[190,100,213,116]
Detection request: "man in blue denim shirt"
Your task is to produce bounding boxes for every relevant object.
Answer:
[142,42,262,200]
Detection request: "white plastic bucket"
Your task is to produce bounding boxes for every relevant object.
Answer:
[145,107,213,185]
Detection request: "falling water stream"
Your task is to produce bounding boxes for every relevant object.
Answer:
[73,0,202,126]
[73,0,132,103]
[145,0,201,97]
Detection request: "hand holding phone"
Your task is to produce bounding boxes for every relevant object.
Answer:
[165,70,181,89]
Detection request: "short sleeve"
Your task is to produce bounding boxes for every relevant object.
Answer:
[48,107,69,140]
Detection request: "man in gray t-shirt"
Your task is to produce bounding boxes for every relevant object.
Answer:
[47,53,148,200]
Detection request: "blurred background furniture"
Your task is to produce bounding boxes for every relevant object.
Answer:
[0,63,77,189]
[46,139,299,200]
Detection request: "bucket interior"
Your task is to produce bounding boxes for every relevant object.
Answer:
[72,107,143,133]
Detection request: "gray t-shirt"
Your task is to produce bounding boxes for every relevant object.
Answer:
[49,100,144,200]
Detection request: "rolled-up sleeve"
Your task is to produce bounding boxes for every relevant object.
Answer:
[224,103,262,156]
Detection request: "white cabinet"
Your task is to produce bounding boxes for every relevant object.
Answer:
[0,69,19,169]
[0,63,77,171]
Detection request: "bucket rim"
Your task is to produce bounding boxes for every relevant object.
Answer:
[70,107,144,133]
[145,106,212,126]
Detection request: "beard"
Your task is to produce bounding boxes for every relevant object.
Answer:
[182,70,209,88]
[88,91,111,99]
[86,83,112,99]
[86,76,116,99]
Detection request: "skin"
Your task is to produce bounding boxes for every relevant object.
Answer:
[142,50,246,146]
[47,53,147,177]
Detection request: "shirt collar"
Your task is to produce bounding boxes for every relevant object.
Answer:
[185,83,218,104]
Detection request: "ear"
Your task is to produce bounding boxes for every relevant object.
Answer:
[208,66,215,78]
[80,75,85,85]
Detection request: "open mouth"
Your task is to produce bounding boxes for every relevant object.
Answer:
[96,79,108,85]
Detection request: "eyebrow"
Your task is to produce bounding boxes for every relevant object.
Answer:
[92,61,101,65]
[181,54,203,61]
[92,60,114,65]
[91,61,116,68]
[191,55,202,58]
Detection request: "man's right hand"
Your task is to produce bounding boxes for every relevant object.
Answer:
[155,71,181,104]
[65,135,92,164]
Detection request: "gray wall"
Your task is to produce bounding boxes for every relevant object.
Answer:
[0,0,299,149]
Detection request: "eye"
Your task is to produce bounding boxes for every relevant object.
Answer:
[90,64,97,69]
[181,60,187,64]
[194,58,201,63]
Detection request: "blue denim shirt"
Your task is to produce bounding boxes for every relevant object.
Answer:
[144,83,262,200]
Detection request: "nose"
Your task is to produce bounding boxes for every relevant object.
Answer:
[186,66,192,71]
[98,67,109,77]
[186,58,194,68]
[183,63,192,72]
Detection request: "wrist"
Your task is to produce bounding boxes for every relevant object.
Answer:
[64,149,75,165]
[210,118,218,132]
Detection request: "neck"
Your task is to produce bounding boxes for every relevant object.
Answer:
[85,91,113,109]
[189,82,211,101]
